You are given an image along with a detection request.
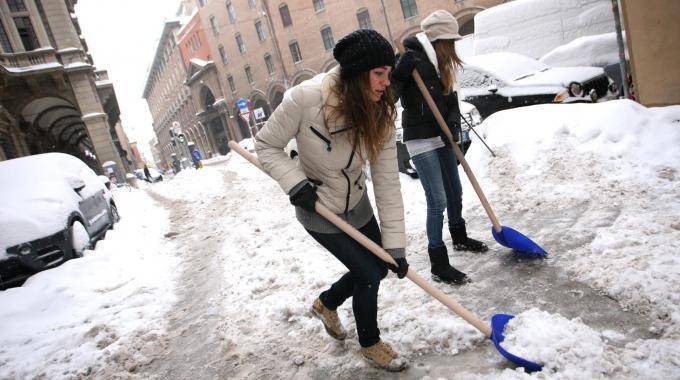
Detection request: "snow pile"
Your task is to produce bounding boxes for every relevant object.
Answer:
[500,308,618,376]
[473,0,615,58]
[458,99,680,377]
[0,188,179,379]
[151,165,225,202]
[540,32,626,68]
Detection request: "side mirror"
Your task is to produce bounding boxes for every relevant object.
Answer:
[487,84,499,94]
[67,175,86,193]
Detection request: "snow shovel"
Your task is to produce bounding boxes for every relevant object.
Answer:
[228,140,543,372]
[397,45,547,257]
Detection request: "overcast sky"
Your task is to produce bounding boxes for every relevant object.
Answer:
[75,0,180,162]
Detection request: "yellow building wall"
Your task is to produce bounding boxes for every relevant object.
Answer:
[621,0,680,106]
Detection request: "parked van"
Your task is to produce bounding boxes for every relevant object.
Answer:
[473,0,616,59]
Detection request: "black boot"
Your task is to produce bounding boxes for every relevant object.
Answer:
[450,226,489,253]
[428,246,469,285]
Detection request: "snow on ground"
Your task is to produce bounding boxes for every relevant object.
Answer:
[1,99,679,379]
[151,165,226,202]
[466,100,680,333]
[455,99,680,378]
[217,99,680,378]
[0,188,179,379]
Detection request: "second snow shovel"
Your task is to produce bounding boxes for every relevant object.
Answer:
[228,141,543,372]
[398,45,547,257]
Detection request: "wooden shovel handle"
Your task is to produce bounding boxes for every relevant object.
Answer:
[228,141,492,337]
[396,44,502,232]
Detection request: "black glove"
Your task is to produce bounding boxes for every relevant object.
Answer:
[289,181,318,213]
[391,51,421,81]
[388,257,409,279]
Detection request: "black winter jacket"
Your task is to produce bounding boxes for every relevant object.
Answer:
[391,36,461,142]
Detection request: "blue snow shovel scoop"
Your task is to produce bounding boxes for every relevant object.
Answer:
[400,45,547,258]
[229,141,543,372]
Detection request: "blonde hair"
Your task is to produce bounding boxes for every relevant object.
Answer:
[432,39,463,94]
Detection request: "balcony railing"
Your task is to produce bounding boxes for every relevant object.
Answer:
[0,48,59,70]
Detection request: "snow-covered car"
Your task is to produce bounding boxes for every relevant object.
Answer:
[395,101,482,179]
[133,167,163,182]
[539,32,631,98]
[0,153,119,289]
[459,52,617,118]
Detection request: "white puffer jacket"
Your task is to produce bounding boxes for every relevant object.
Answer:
[255,68,406,251]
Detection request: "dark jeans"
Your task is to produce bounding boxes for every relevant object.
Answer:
[411,147,466,250]
[307,217,388,347]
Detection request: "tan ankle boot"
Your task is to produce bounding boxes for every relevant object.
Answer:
[361,340,408,372]
[311,298,347,340]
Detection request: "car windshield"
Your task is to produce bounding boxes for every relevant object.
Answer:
[464,52,550,83]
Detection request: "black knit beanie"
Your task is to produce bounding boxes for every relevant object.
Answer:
[333,29,395,79]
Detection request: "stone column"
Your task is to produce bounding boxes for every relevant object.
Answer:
[69,69,126,175]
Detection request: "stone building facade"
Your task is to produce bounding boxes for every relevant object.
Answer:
[0,0,132,177]
[146,0,506,157]
[142,16,216,170]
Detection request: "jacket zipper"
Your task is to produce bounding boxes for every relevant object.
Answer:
[341,143,358,214]
[354,171,363,190]
[309,126,332,151]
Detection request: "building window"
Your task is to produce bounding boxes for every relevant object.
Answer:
[13,17,39,51]
[289,41,302,63]
[248,0,257,9]
[255,20,266,42]
[244,66,254,84]
[264,54,275,75]
[235,33,246,54]
[0,19,13,53]
[320,26,334,51]
[312,0,324,13]
[400,0,418,19]
[218,44,228,64]
[279,4,292,27]
[6,0,26,12]
[357,8,372,29]
[210,16,219,36]
[227,74,236,92]
[226,1,237,23]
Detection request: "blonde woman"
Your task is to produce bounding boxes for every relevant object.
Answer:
[255,29,408,372]
[391,10,488,285]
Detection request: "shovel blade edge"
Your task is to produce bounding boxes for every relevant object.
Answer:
[490,314,543,373]
[492,226,548,257]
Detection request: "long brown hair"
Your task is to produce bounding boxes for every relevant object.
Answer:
[324,70,396,163]
[432,39,464,94]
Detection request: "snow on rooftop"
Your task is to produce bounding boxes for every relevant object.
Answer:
[2,62,62,74]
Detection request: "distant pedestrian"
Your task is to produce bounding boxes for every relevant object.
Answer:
[255,29,408,371]
[191,148,202,169]
[143,164,152,182]
[391,10,488,285]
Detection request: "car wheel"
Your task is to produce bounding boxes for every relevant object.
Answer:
[70,221,89,258]
[110,203,120,224]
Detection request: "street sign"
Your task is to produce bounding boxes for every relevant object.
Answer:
[236,98,249,114]
[254,107,266,120]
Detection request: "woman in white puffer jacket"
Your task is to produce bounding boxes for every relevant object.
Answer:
[255,29,408,372]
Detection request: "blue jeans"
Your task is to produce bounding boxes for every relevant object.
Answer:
[411,147,466,250]
[306,217,388,347]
